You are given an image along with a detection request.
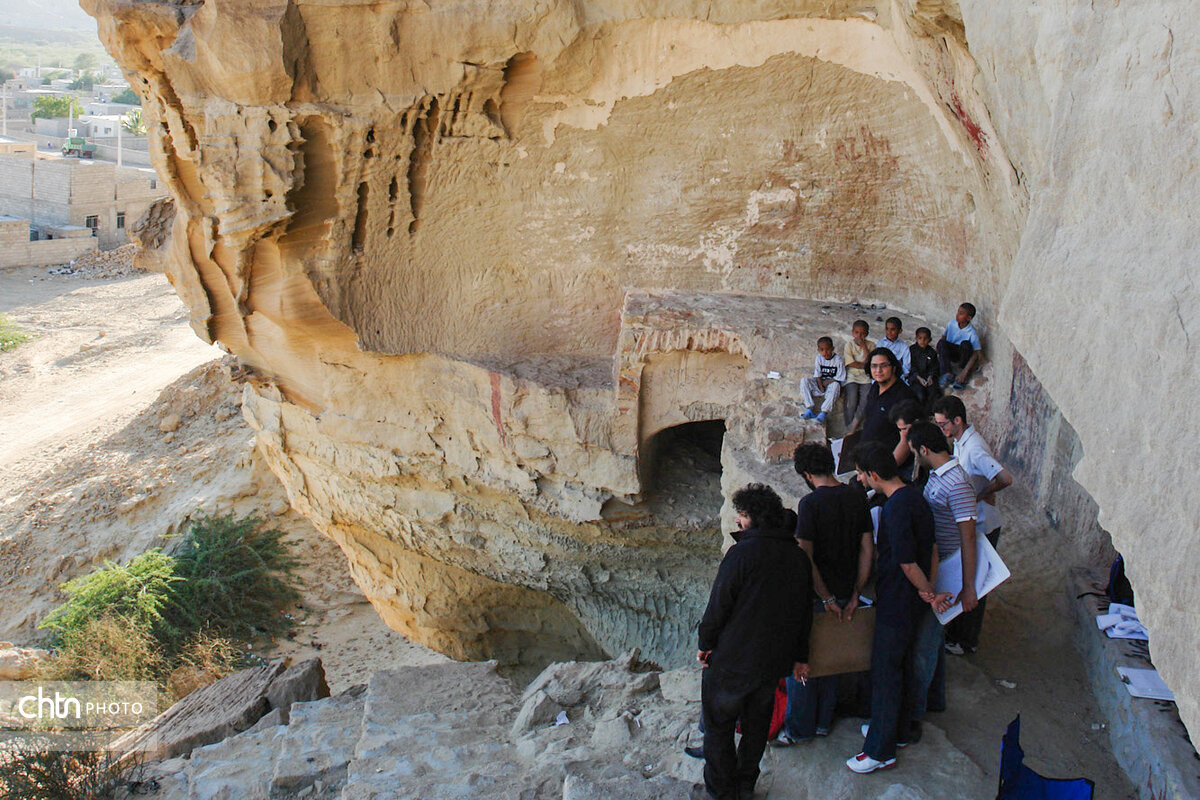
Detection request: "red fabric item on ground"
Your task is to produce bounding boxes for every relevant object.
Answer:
[734,679,788,738]
[768,679,788,739]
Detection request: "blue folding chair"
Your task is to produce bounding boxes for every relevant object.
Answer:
[998,716,1095,800]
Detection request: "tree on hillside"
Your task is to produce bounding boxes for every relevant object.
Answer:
[112,88,141,106]
[74,53,96,72]
[31,95,84,121]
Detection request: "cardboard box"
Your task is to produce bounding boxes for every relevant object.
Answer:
[808,606,874,678]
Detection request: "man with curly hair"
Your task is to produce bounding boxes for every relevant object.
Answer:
[696,483,813,800]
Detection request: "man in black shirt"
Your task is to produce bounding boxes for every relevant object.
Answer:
[773,444,874,746]
[846,444,949,774]
[846,348,917,451]
[697,484,813,800]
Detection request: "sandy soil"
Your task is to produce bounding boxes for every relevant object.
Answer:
[0,262,444,693]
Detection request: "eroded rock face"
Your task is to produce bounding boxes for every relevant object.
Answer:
[83,0,1199,736]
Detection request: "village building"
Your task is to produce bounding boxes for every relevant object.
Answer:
[0,151,167,265]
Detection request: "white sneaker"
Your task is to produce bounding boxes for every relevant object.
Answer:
[846,752,896,774]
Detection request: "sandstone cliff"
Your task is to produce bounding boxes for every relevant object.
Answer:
[81,0,1200,738]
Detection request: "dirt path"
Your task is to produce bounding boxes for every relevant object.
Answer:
[0,262,445,692]
[0,266,219,486]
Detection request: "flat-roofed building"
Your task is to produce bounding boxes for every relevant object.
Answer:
[0,153,167,250]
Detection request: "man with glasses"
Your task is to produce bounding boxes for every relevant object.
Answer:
[931,396,1013,655]
[846,348,917,451]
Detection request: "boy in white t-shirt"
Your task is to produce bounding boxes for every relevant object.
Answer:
[801,337,846,424]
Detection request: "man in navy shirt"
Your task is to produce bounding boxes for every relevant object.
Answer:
[847,444,950,774]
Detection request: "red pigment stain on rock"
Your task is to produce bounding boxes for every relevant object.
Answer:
[489,371,507,445]
[949,94,987,155]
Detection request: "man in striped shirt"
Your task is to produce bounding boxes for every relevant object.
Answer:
[903,421,977,740]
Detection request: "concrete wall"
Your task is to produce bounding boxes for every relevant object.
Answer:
[0,153,166,249]
[34,118,73,138]
[0,140,36,156]
[0,218,97,268]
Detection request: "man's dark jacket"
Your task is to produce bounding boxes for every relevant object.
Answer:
[697,526,814,682]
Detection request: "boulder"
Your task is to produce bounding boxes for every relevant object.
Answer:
[111,659,329,759]
[0,645,50,680]
[82,0,1200,741]
[265,658,330,723]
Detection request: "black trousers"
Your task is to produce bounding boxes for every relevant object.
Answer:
[701,668,777,800]
[863,614,917,761]
[909,377,940,410]
[946,529,1002,648]
[937,338,974,376]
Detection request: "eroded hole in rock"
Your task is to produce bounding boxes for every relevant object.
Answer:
[386,176,399,238]
[352,181,369,252]
[639,420,725,530]
[281,116,337,250]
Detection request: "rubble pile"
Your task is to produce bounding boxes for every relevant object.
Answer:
[49,244,143,279]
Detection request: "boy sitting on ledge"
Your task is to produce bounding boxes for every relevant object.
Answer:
[938,303,982,391]
[801,336,846,424]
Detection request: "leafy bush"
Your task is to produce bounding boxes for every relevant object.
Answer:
[37,514,298,686]
[31,95,83,121]
[0,315,31,352]
[37,615,164,683]
[0,746,140,800]
[163,513,299,648]
[110,88,140,106]
[38,551,178,649]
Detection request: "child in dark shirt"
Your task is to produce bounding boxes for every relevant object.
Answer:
[908,327,939,410]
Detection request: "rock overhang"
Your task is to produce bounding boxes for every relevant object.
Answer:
[84,0,1200,742]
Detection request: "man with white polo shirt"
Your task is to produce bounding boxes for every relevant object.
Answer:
[932,395,1013,655]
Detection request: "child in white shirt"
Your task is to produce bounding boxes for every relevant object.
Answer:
[801,337,846,424]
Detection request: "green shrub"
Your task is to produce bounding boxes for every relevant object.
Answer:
[0,315,31,352]
[164,512,299,647]
[37,513,299,686]
[38,551,179,649]
[111,88,140,106]
[0,745,139,800]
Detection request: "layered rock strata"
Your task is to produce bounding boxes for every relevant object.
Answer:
[86,0,1199,737]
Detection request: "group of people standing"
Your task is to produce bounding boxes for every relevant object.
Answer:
[694,303,1012,800]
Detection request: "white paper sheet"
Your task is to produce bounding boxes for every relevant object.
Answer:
[1096,603,1149,640]
[933,533,1011,624]
[1117,667,1175,701]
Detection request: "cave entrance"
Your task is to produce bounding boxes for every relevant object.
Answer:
[639,419,726,530]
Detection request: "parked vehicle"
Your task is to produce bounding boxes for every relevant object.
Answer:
[61,137,97,158]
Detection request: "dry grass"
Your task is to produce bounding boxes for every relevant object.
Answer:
[37,616,164,683]
[164,631,239,701]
